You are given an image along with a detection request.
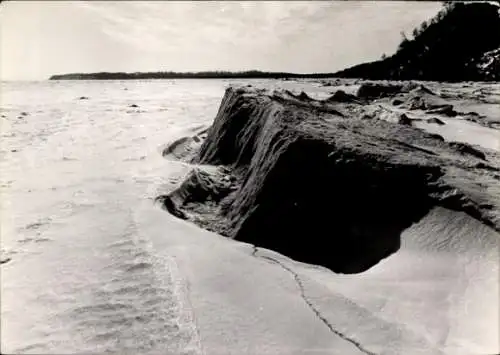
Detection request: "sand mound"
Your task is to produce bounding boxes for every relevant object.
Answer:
[394,85,459,116]
[356,82,405,99]
[162,127,209,160]
[325,90,361,103]
[448,141,486,160]
[160,86,499,274]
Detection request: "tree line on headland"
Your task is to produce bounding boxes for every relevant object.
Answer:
[336,1,500,82]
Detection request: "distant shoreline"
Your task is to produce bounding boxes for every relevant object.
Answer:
[48,71,340,80]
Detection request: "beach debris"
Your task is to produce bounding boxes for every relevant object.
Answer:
[427,117,446,125]
[398,113,413,126]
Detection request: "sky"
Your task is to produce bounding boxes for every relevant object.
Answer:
[0,1,443,80]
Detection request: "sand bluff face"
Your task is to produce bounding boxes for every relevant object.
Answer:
[160,85,500,274]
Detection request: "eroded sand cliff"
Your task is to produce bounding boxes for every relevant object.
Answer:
[159,84,499,274]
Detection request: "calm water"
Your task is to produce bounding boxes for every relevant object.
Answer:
[0,79,246,354]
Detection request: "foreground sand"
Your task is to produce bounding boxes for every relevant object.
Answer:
[146,198,498,354]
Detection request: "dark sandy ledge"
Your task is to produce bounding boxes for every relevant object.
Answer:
[158,84,500,274]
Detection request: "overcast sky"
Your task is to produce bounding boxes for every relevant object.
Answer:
[0,1,442,80]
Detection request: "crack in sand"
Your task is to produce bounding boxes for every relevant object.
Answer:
[252,246,377,355]
[251,245,258,257]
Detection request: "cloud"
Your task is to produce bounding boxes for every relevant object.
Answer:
[0,1,442,79]
[73,1,360,54]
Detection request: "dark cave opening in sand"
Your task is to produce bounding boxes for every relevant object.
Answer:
[229,138,439,274]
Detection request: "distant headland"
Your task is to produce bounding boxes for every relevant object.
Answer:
[334,2,500,82]
[49,71,339,80]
